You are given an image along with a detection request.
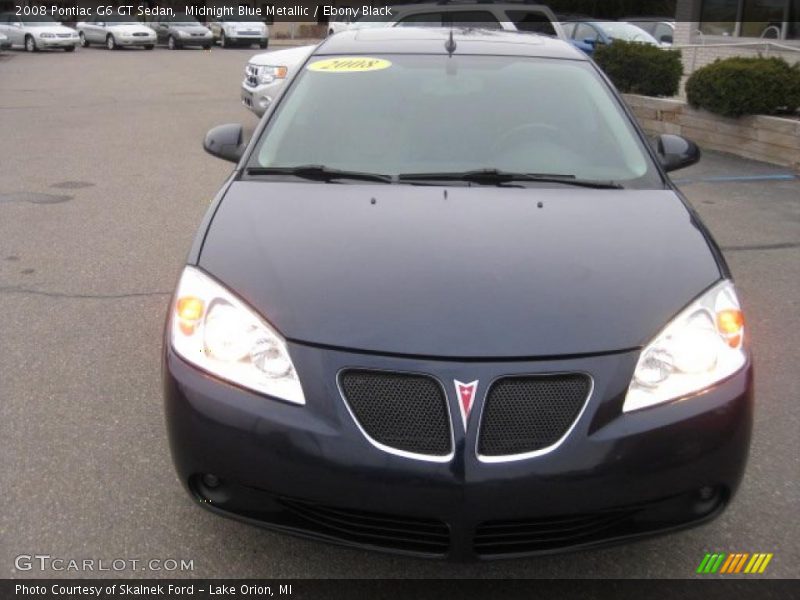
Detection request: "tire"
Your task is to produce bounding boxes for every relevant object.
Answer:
[25,35,37,52]
[64,45,75,52]
[145,44,154,50]
[106,35,117,50]
[220,31,228,48]
[259,40,268,49]
[203,44,211,50]
[79,32,89,47]
[167,35,178,50]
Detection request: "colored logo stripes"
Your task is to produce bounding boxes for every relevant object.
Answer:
[697,552,773,574]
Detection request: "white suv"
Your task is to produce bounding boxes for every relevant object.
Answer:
[207,14,268,49]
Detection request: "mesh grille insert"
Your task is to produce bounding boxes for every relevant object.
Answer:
[478,374,591,457]
[340,370,451,457]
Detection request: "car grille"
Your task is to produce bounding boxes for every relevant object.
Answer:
[278,497,450,555]
[339,370,452,457]
[132,32,148,37]
[57,33,72,38]
[474,507,637,556]
[478,374,591,457]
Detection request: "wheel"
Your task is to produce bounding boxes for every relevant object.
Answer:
[64,45,75,52]
[203,44,211,50]
[167,35,178,50]
[79,32,89,47]
[259,40,268,49]
[145,44,154,50]
[106,35,117,50]
[25,35,37,52]
[220,31,228,48]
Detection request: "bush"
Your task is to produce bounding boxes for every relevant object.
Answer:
[594,40,683,97]
[686,57,800,117]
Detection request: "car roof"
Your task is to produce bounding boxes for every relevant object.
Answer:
[317,27,586,60]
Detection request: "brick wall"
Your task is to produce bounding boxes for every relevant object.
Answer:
[624,94,800,170]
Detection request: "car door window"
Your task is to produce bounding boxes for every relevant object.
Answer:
[396,12,443,27]
[654,23,673,43]
[573,23,597,42]
[506,11,556,36]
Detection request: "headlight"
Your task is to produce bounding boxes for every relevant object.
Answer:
[170,266,305,405]
[624,280,746,412]
[257,65,288,84]
[177,30,187,37]
[40,33,55,38]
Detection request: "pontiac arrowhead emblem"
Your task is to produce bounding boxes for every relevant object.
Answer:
[454,380,479,430]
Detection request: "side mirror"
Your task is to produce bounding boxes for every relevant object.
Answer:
[583,37,596,46]
[657,134,700,172]
[659,34,673,44]
[203,124,245,163]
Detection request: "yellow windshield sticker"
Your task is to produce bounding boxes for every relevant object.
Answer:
[307,57,392,73]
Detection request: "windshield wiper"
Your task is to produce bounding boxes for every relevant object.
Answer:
[397,169,624,189]
[246,165,393,184]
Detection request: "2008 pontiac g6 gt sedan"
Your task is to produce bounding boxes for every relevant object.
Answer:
[164,28,753,560]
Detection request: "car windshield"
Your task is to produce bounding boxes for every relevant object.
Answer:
[250,54,659,186]
[102,15,140,24]
[222,14,263,22]
[164,14,200,25]
[351,13,393,25]
[596,22,658,43]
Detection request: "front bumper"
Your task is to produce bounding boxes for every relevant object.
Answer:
[38,37,78,48]
[241,81,282,116]
[117,36,155,46]
[175,34,213,47]
[164,341,753,560]
[226,34,267,45]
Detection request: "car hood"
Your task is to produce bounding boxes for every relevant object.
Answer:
[250,45,314,67]
[198,182,721,358]
[30,25,76,35]
[171,25,211,34]
[107,24,153,35]
[226,22,266,29]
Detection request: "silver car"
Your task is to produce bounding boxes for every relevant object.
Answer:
[76,13,156,50]
[0,12,79,52]
[145,12,213,50]
[207,14,268,49]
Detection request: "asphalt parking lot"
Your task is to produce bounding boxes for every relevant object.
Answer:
[1,46,798,579]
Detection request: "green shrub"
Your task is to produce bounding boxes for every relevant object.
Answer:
[594,40,683,97]
[685,56,800,117]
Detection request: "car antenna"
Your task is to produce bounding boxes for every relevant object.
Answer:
[445,27,456,56]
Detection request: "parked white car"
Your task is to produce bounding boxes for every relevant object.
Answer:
[325,2,565,39]
[0,12,79,52]
[208,14,268,49]
[76,14,156,50]
[241,45,314,116]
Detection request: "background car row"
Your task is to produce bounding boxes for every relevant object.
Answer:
[326,3,674,53]
[241,4,674,118]
[0,11,268,52]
